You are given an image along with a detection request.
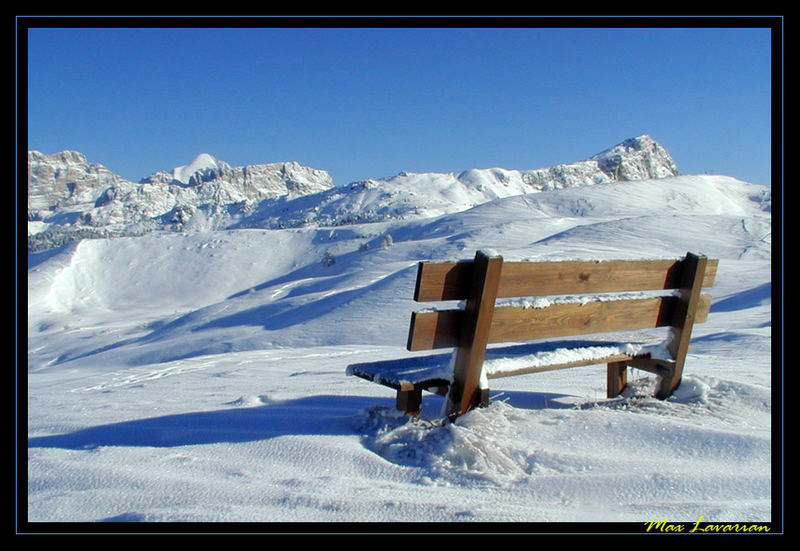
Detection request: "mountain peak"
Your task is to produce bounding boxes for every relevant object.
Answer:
[172,153,222,185]
[590,134,678,181]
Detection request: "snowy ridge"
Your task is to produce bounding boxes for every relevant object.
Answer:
[29,135,678,251]
[231,134,680,230]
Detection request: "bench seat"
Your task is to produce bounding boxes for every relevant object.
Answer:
[347,336,669,413]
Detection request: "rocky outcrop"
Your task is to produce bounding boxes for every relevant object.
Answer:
[28,152,335,238]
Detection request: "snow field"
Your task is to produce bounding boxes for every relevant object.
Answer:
[26,174,774,526]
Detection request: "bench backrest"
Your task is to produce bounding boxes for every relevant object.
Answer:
[408,255,717,351]
[406,251,718,417]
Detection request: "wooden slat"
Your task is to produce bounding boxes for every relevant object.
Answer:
[486,352,646,379]
[407,293,712,351]
[347,353,453,389]
[413,257,718,302]
[413,260,473,302]
[406,309,463,351]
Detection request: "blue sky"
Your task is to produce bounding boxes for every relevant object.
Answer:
[25,22,776,187]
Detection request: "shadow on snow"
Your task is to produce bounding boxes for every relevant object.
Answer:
[28,389,575,450]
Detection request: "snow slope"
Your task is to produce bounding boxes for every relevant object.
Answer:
[25,174,774,529]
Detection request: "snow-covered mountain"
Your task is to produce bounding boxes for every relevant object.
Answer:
[27,152,335,249]
[27,135,678,251]
[233,135,679,229]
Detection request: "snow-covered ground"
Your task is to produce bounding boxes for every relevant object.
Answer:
[25,174,775,529]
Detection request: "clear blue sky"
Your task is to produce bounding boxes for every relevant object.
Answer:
[25,22,776,187]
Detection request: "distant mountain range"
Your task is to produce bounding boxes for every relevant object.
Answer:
[27,135,679,251]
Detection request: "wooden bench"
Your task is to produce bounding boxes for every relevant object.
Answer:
[347,251,717,419]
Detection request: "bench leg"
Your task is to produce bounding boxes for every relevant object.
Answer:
[655,362,682,400]
[479,387,490,408]
[396,386,422,415]
[607,361,628,398]
[626,358,681,400]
